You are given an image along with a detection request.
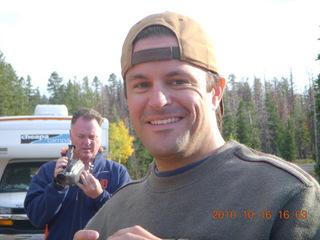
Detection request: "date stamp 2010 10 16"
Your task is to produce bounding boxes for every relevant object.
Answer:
[211,210,308,220]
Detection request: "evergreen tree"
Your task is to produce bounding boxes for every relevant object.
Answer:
[232,80,261,149]
[63,79,82,114]
[0,51,28,116]
[13,76,31,114]
[222,76,237,141]
[265,89,283,156]
[47,72,65,104]
[294,94,311,159]
[26,76,43,113]
[81,76,95,109]
[105,73,121,122]
[315,35,320,178]
[236,100,251,146]
[130,134,153,179]
[92,76,104,115]
[222,104,237,141]
[314,71,320,178]
[227,74,239,114]
[281,120,297,161]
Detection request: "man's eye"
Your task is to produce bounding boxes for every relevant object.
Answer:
[134,82,151,89]
[172,79,190,86]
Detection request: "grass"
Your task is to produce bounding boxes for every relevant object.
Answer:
[292,158,316,165]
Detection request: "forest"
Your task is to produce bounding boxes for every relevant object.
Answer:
[0,50,320,180]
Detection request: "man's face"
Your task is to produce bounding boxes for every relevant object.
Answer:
[125,36,222,167]
[69,117,102,162]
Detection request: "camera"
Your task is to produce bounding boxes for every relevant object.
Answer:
[56,145,84,186]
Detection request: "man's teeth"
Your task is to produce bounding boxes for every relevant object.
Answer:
[150,118,180,125]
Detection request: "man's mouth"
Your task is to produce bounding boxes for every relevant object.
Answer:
[150,117,181,125]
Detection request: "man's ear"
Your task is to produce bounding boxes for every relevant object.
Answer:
[212,77,226,110]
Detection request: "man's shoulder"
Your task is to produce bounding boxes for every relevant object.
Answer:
[103,159,128,170]
[95,153,127,170]
[39,159,56,171]
[230,141,319,189]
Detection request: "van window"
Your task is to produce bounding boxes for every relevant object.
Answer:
[0,161,46,192]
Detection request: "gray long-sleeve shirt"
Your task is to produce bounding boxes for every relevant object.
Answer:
[86,140,320,239]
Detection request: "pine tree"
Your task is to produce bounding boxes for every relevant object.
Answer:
[281,120,297,161]
[81,76,95,109]
[92,76,104,115]
[0,51,29,116]
[264,88,283,156]
[47,72,65,104]
[130,135,153,179]
[314,72,320,178]
[63,79,82,114]
[222,104,237,141]
[236,100,251,146]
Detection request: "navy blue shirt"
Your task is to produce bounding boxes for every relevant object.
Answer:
[24,151,131,240]
[155,157,209,177]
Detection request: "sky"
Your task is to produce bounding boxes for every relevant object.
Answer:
[0,0,319,95]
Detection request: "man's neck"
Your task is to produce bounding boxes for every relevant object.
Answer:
[154,138,225,172]
[81,158,94,171]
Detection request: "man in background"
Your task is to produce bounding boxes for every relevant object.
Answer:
[25,108,131,240]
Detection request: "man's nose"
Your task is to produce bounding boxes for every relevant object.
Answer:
[82,137,92,144]
[148,85,172,109]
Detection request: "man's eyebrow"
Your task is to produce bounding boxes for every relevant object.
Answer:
[126,74,148,82]
[126,70,190,82]
[165,70,190,78]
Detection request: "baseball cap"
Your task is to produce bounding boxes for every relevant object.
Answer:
[120,11,224,122]
[121,11,218,79]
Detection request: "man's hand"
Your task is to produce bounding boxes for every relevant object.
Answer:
[107,225,161,240]
[73,226,160,240]
[54,157,68,178]
[76,170,103,199]
[74,230,99,240]
[54,157,69,186]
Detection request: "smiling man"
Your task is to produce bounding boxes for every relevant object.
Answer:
[74,12,320,240]
[24,108,131,240]
[126,39,225,171]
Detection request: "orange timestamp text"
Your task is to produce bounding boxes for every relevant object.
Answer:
[212,210,308,220]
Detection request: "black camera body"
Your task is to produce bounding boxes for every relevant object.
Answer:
[56,145,84,186]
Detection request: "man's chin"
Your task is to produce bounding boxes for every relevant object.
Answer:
[79,153,93,161]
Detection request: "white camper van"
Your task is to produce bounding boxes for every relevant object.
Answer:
[0,105,108,239]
